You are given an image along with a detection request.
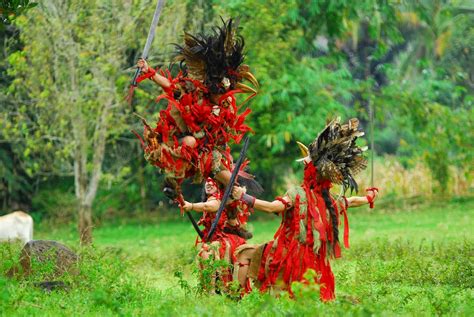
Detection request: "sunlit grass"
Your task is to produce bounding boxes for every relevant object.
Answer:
[1,199,473,316]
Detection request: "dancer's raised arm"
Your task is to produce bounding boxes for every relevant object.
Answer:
[137,58,171,89]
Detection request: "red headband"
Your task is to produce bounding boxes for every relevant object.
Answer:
[206,177,219,188]
[205,177,223,200]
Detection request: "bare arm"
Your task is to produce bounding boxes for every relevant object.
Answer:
[150,72,171,88]
[253,198,287,213]
[232,186,288,214]
[346,189,378,208]
[183,198,220,213]
[137,58,171,89]
[346,196,369,208]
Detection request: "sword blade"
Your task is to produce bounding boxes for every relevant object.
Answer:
[369,98,375,187]
[186,212,204,239]
[131,0,166,86]
[142,0,165,59]
[206,136,250,241]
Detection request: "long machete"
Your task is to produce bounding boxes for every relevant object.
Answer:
[369,99,375,187]
[176,193,204,239]
[131,0,165,86]
[206,136,250,241]
[186,212,204,239]
[130,0,202,236]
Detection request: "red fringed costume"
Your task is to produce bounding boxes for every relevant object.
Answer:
[196,185,247,285]
[135,19,258,189]
[254,163,350,301]
[238,118,368,301]
[135,19,260,240]
[141,69,253,183]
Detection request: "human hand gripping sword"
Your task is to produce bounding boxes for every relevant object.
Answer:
[174,192,204,240]
[127,0,165,104]
[206,136,250,242]
[127,0,202,238]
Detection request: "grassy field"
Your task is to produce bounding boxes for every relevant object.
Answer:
[1,198,473,316]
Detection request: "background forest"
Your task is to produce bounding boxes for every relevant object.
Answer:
[0,0,473,238]
[0,1,473,316]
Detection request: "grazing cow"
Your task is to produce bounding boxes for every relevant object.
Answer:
[0,211,33,244]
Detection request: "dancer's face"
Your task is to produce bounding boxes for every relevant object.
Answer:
[205,180,218,195]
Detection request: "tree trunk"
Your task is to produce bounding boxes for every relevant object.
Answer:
[9,1,133,246]
[78,203,93,245]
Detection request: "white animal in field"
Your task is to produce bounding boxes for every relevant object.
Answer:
[0,211,34,244]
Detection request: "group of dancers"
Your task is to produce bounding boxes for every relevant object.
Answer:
[134,19,378,301]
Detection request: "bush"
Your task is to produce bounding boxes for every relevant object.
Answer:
[31,188,76,225]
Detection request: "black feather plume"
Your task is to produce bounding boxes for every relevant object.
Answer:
[308,118,368,194]
[174,18,245,94]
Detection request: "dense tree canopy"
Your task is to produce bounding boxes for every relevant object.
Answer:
[0,0,472,241]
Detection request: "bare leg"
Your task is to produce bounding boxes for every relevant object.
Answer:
[180,135,197,148]
[198,242,221,293]
[236,248,255,288]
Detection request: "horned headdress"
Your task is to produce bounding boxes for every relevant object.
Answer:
[298,118,368,193]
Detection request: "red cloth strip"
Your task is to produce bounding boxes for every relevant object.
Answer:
[365,187,378,209]
[135,67,157,84]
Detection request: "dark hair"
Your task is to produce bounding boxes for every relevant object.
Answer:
[322,188,339,249]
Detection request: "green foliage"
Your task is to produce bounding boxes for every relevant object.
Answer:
[0,244,151,315]
[174,270,192,297]
[439,13,474,93]
[31,186,76,224]
[3,1,135,175]
[290,269,321,301]
[1,200,473,315]
[0,144,33,209]
[175,245,241,299]
[348,238,473,288]
[194,256,230,296]
[290,0,402,53]
[378,68,473,191]
[0,0,37,26]
[216,1,360,194]
[0,0,473,215]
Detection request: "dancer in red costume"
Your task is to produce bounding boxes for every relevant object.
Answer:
[135,19,260,239]
[182,177,248,290]
[232,118,379,301]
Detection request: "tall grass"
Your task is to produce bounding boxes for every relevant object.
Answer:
[1,238,472,316]
[1,200,473,316]
[358,156,472,197]
[283,156,473,208]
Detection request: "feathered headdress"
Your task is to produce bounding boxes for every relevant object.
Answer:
[298,118,368,193]
[174,18,258,96]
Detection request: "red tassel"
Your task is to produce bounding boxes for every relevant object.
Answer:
[340,204,350,248]
[131,130,145,149]
[365,187,378,208]
[125,85,137,106]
